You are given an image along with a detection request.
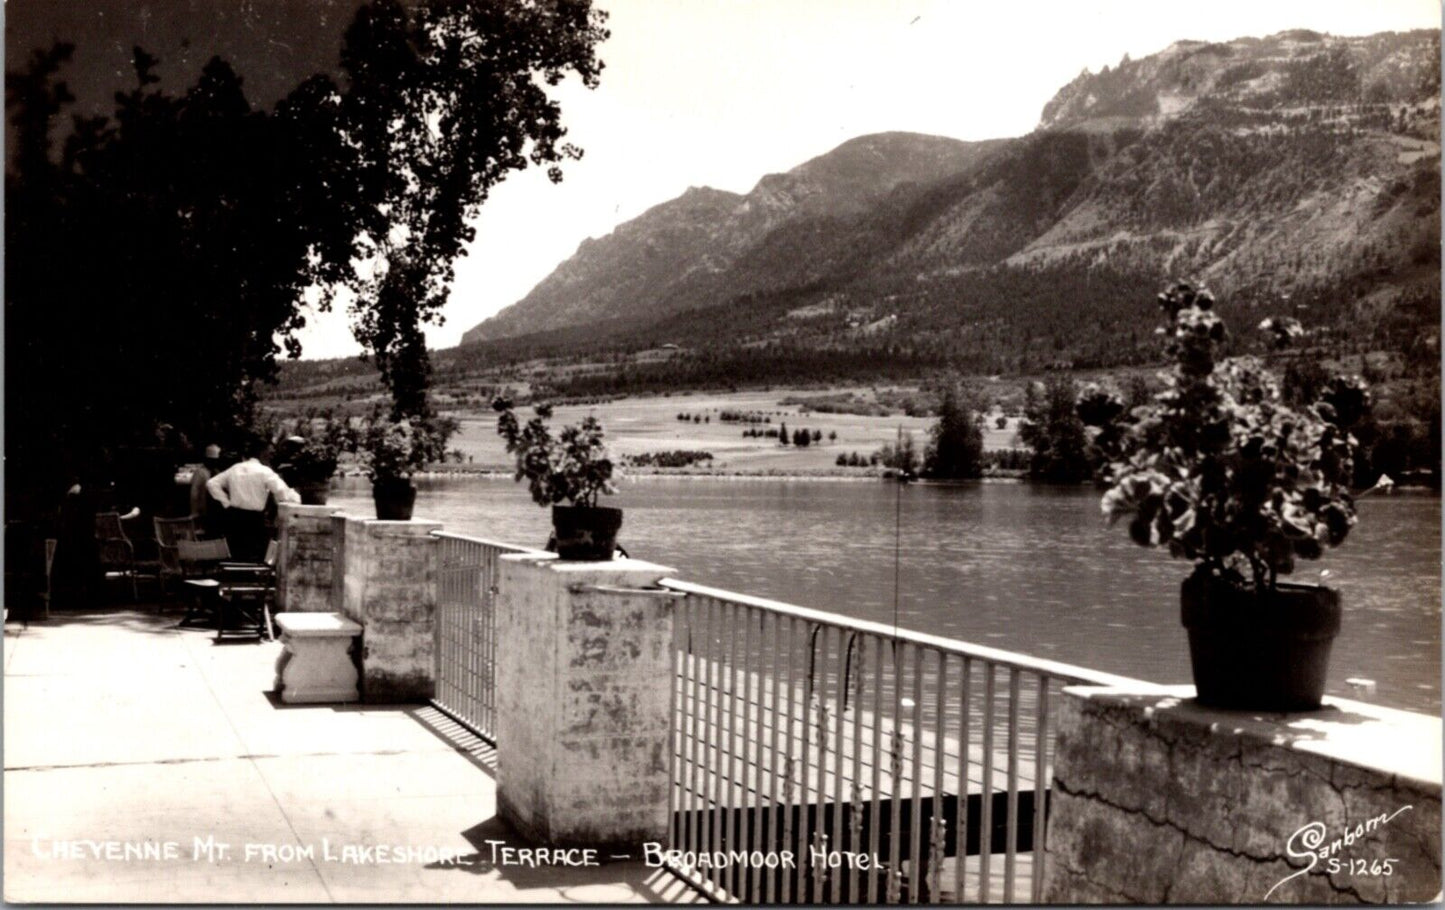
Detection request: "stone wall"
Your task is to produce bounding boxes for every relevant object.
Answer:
[329,514,442,703]
[1043,685,1442,904]
[275,504,338,613]
[494,554,678,849]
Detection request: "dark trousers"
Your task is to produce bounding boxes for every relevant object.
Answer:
[222,508,269,563]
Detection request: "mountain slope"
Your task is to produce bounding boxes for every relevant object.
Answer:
[463,132,1001,342]
[461,28,1440,375]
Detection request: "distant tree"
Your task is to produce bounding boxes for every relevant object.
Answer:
[995,415,1008,429]
[810,428,822,443]
[877,431,919,475]
[828,430,838,442]
[1019,377,1090,482]
[779,421,790,445]
[924,384,984,479]
[793,428,810,447]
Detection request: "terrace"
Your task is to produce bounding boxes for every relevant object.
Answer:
[2,609,695,904]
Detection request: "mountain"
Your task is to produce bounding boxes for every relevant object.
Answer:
[460,29,1440,377]
[462,133,1002,342]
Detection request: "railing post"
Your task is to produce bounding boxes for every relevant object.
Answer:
[494,553,678,849]
[329,513,442,703]
[275,503,340,613]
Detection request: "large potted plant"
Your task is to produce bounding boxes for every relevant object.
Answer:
[279,415,347,505]
[1083,282,1368,711]
[353,412,449,521]
[493,398,621,560]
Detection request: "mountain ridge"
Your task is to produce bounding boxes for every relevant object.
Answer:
[463,131,1003,343]
[459,28,1440,375]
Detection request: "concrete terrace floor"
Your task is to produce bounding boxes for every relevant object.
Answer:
[3,608,700,904]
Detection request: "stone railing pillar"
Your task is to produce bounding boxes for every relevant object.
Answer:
[495,554,679,849]
[329,513,442,703]
[1043,685,1442,904]
[275,504,340,612]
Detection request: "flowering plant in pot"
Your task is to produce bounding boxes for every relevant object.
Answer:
[277,414,347,505]
[493,397,620,560]
[1081,282,1368,710]
[352,410,451,520]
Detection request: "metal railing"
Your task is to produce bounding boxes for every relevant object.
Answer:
[426,530,1150,902]
[432,532,538,741]
[657,579,1148,904]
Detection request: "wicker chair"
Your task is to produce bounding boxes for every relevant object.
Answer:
[154,516,200,597]
[94,512,157,601]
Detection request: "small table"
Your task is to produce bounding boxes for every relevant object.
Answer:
[273,612,362,704]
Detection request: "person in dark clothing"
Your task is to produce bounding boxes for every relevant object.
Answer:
[189,444,226,538]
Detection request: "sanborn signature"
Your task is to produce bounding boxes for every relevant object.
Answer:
[1263,805,1414,901]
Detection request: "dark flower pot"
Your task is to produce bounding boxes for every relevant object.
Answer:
[372,478,417,521]
[1181,571,1341,711]
[551,505,623,561]
[296,480,331,506]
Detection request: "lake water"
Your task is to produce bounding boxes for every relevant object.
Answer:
[330,476,1441,714]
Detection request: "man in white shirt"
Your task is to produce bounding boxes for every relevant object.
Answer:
[207,439,300,561]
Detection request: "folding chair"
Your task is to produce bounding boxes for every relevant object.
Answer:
[214,540,278,642]
[177,537,232,627]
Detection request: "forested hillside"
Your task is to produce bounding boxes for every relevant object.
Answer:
[443,28,1439,387]
[280,28,1439,400]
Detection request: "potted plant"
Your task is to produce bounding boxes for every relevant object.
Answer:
[1083,282,1368,711]
[279,415,347,505]
[352,411,450,521]
[493,397,621,560]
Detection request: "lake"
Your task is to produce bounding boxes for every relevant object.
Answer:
[329,476,1441,714]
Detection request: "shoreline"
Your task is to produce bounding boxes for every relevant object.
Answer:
[340,467,1035,483]
[335,468,1441,493]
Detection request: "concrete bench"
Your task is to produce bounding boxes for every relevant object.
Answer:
[273,612,362,704]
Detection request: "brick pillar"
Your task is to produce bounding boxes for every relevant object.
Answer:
[495,553,679,849]
[275,504,339,612]
[330,514,442,703]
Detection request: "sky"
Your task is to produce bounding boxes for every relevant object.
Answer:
[8,0,1440,359]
